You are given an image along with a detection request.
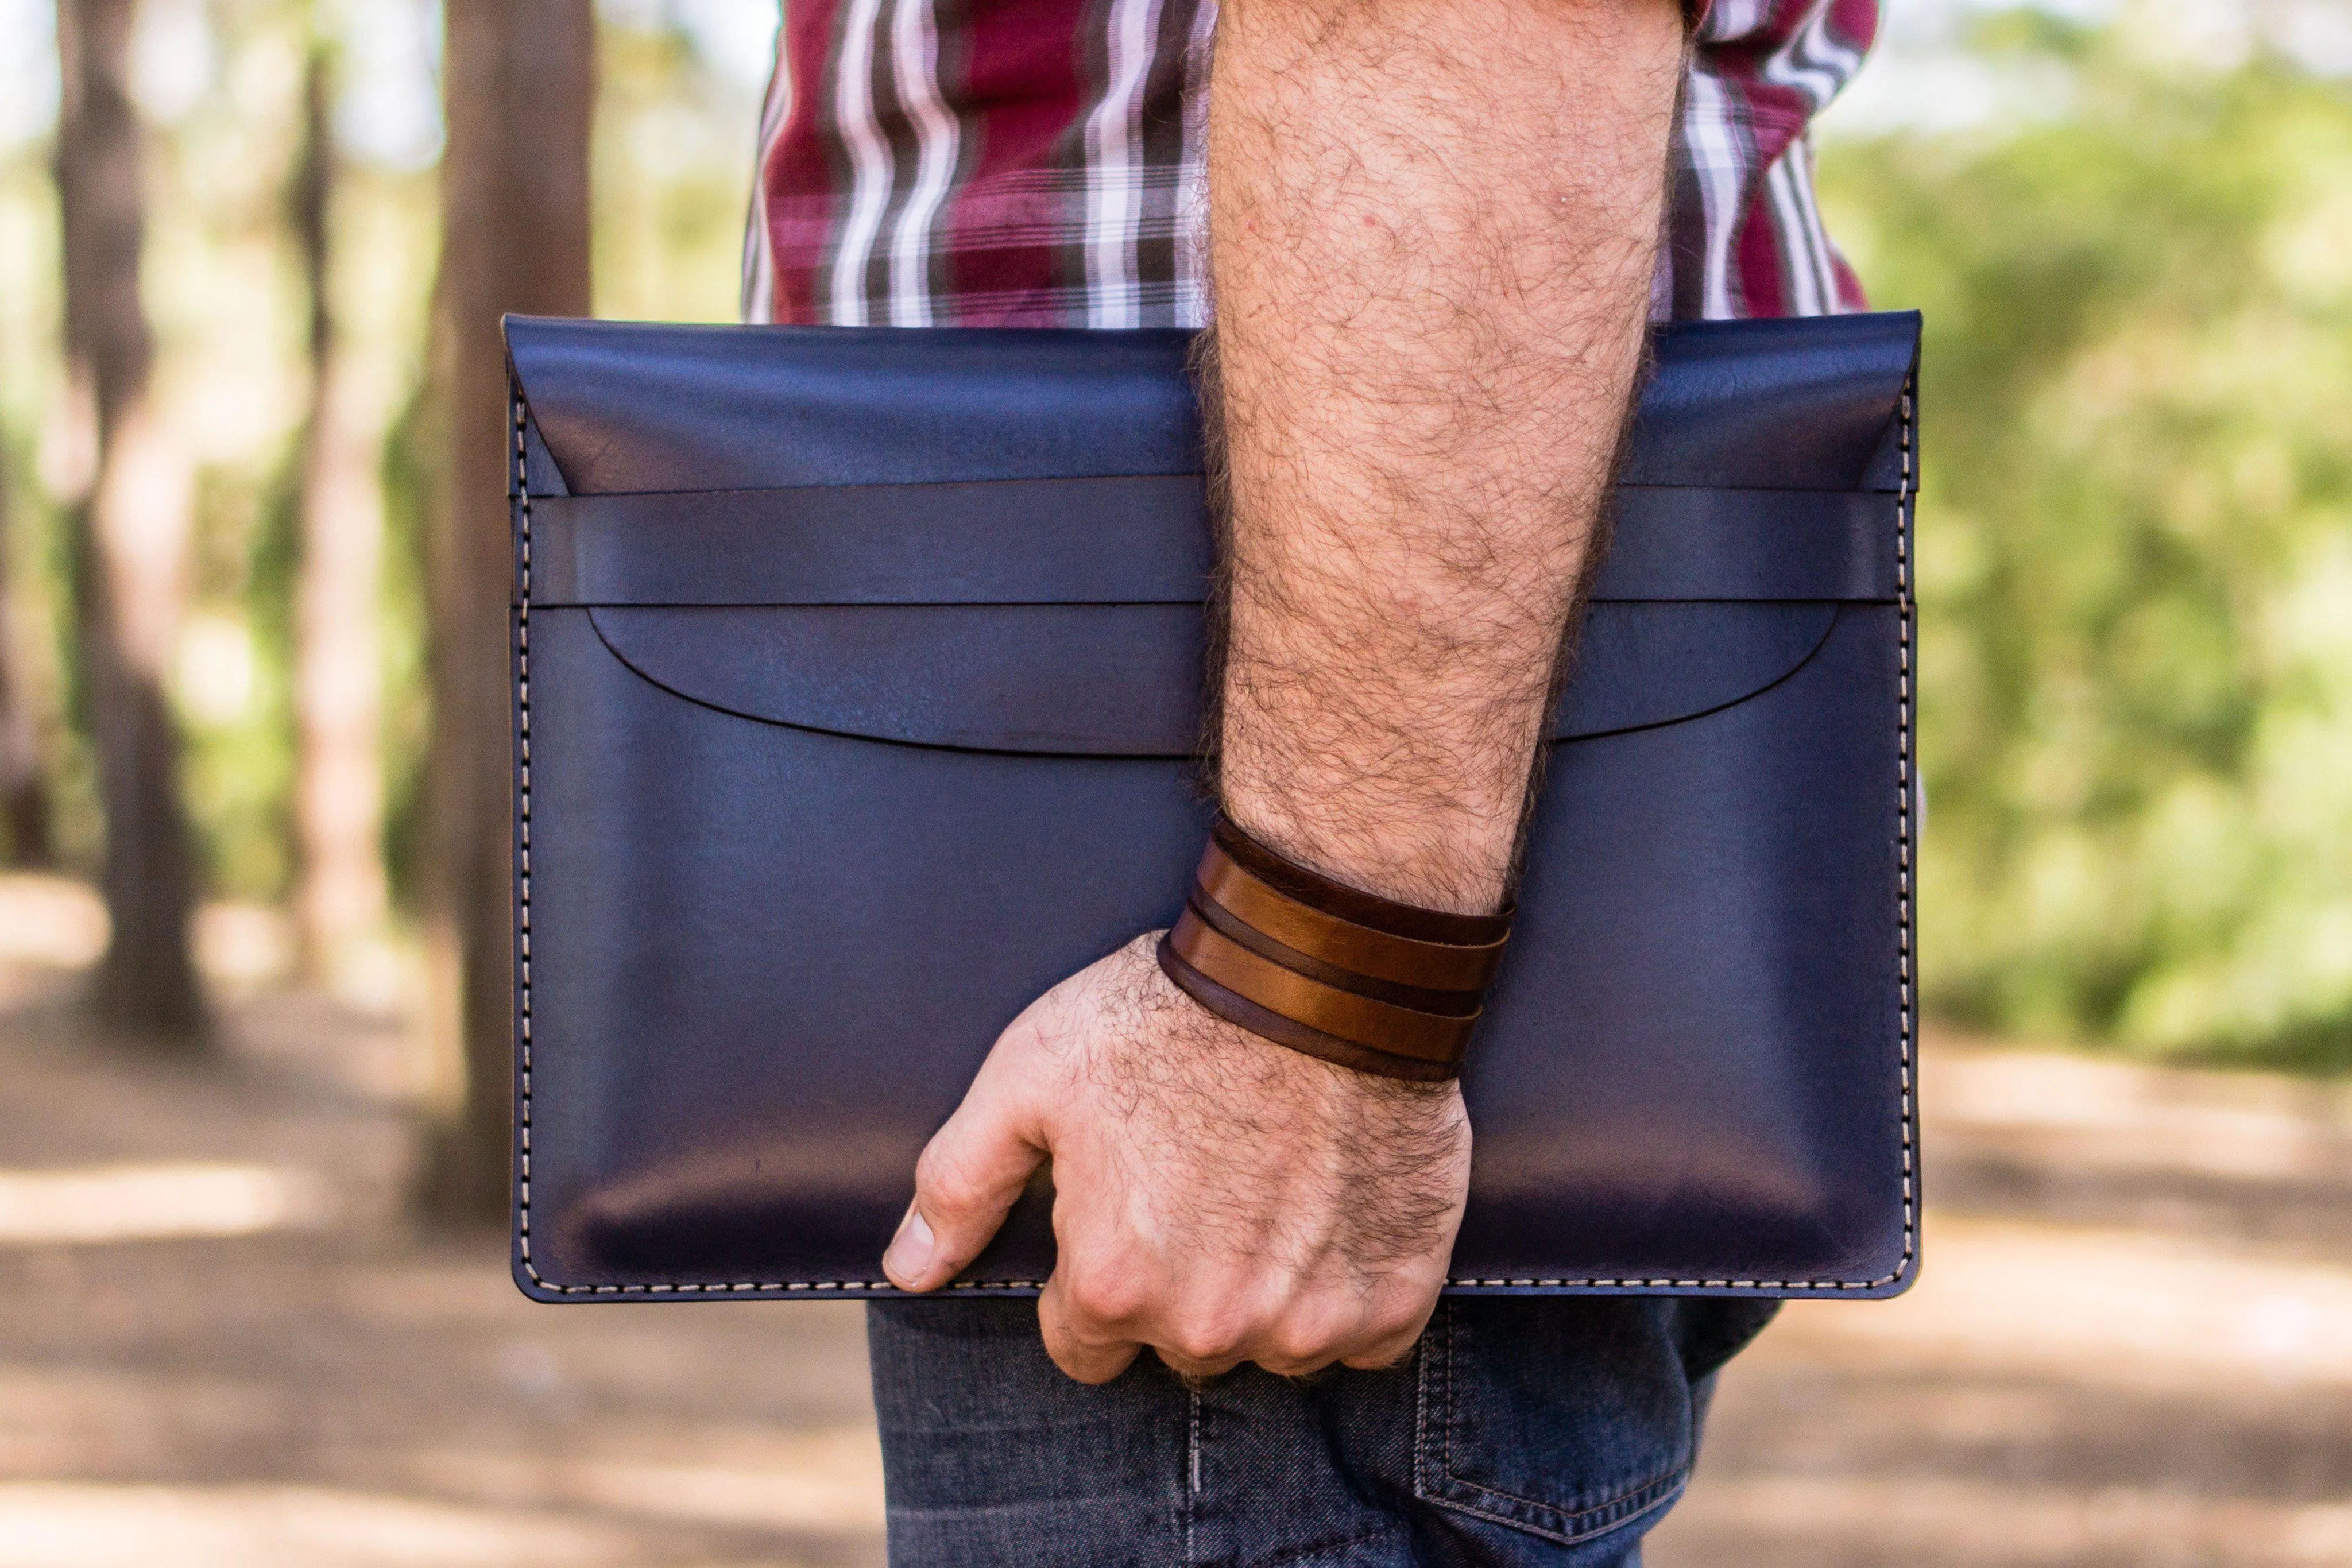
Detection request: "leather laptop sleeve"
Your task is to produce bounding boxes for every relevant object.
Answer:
[506,312,1921,1302]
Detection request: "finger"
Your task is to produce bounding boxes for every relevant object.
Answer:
[1338,1302,1440,1372]
[1152,1345,1248,1380]
[1337,1330,1425,1372]
[1038,1271,1146,1385]
[1152,1293,1263,1379]
[1242,1299,1355,1379]
[884,1081,1046,1293]
[1250,1341,1344,1379]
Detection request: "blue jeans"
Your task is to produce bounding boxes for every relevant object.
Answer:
[868,1296,1774,1566]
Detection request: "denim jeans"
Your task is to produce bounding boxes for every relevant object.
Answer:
[868,1295,1775,1567]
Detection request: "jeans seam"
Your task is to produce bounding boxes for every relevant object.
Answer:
[1411,1310,1433,1500]
[1417,1474,1692,1550]
[1262,1527,1401,1566]
[1185,1384,1201,1566]
[1415,1306,1696,1543]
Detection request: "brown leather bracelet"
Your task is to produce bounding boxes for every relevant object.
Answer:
[1154,814,1513,1081]
[1167,905,1477,1063]
[1197,837,1510,992]
[1158,934,1463,1083]
[1208,815,1512,949]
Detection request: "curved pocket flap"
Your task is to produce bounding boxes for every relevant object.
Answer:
[585,601,1842,756]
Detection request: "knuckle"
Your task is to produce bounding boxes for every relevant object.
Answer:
[1267,1308,1349,1368]
[1167,1310,1250,1366]
[1063,1267,1150,1328]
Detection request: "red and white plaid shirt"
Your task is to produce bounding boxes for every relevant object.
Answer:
[742,0,1875,327]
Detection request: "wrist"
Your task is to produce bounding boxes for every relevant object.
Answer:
[1213,617,1549,917]
[1216,730,1530,919]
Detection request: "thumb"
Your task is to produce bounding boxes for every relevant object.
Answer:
[884,1079,1046,1292]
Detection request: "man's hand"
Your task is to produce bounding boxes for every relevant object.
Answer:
[881,935,1469,1381]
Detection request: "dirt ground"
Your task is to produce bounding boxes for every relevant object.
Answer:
[0,876,2345,1567]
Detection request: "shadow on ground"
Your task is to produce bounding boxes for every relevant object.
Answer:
[0,876,2345,1566]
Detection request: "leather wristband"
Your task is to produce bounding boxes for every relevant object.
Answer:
[1156,814,1513,1081]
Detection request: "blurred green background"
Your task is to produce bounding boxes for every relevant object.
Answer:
[1824,0,2352,1070]
[0,0,2347,1068]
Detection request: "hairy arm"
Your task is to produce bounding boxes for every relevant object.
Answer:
[1210,0,1680,913]
[882,0,1686,1380]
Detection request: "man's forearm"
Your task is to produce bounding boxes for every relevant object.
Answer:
[1209,0,1685,916]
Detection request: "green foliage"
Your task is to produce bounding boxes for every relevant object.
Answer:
[376,378,435,915]
[181,459,299,902]
[593,19,769,323]
[0,2,753,912]
[1821,20,2352,1069]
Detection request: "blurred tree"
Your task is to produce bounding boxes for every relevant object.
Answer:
[289,29,388,979]
[53,0,207,1044]
[0,395,52,868]
[419,0,595,1219]
[1823,13,2352,1069]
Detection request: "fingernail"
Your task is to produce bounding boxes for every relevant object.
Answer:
[884,1205,936,1287]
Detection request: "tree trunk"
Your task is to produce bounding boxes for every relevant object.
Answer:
[291,40,387,981]
[418,0,595,1220]
[0,394,53,868]
[54,0,206,1044]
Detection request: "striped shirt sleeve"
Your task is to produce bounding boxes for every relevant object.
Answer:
[745,0,1876,327]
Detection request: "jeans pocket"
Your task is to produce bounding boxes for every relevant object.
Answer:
[1412,1298,1699,1548]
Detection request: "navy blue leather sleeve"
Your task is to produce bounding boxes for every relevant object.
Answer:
[502,312,1918,494]
[505,313,1922,1303]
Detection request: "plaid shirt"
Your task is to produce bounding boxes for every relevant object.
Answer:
[742,0,1875,327]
